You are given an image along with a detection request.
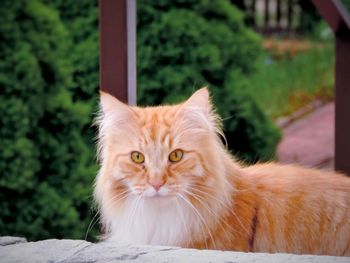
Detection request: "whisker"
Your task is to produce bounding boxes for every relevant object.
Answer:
[174,198,195,248]
[87,189,131,239]
[186,185,250,235]
[85,210,100,241]
[177,193,217,250]
[124,194,142,231]
[182,188,246,238]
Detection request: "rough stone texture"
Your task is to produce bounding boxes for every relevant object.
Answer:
[278,102,334,170]
[0,237,349,263]
[0,236,27,246]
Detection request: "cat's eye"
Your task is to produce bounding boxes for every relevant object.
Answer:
[169,149,183,163]
[131,151,145,164]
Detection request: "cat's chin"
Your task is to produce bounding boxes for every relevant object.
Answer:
[143,193,175,200]
[141,193,175,200]
[140,193,177,209]
[141,186,171,198]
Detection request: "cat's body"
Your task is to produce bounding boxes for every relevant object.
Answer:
[95,88,350,256]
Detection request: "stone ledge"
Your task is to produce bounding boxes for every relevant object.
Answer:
[0,236,27,246]
[0,237,349,263]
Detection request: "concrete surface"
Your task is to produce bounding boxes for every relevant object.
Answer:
[0,236,27,246]
[0,236,349,263]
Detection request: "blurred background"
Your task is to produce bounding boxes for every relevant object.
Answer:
[1,0,348,241]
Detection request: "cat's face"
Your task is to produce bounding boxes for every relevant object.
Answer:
[98,88,222,202]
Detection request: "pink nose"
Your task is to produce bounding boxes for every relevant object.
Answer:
[149,180,164,192]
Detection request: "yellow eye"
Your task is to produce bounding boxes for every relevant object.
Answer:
[131,151,145,164]
[169,149,183,162]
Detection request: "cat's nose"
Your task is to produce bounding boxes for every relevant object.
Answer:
[149,179,165,192]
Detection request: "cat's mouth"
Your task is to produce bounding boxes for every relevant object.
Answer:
[142,186,171,198]
[144,193,170,199]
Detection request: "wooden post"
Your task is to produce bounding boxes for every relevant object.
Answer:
[276,0,282,28]
[99,0,137,105]
[287,0,293,32]
[264,0,270,28]
[311,0,350,175]
[335,35,350,175]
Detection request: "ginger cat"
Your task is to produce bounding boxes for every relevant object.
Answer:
[94,88,350,256]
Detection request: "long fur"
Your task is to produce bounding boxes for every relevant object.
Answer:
[94,88,350,256]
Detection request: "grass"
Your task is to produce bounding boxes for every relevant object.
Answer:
[244,42,334,119]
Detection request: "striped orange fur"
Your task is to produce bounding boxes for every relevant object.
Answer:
[94,88,350,256]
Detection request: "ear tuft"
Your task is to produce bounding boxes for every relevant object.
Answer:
[183,87,210,115]
[97,91,137,162]
[100,91,126,114]
[174,87,219,133]
[99,90,136,125]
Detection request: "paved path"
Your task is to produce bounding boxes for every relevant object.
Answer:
[277,102,334,170]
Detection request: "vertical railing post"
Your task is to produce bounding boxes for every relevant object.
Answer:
[264,0,270,28]
[276,0,282,29]
[335,31,350,174]
[287,0,293,32]
[311,0,350,175]
[99,0,137,105]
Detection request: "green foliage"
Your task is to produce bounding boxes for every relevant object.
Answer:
[43,0,99,101]
[137,0,280,162]
[342,0,350,13]
[244,47,334,119]
[0,0,97,240]
[296,0,321,35]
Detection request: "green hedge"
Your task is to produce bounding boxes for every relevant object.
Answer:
[0,0,280,241]
[0,0,97,240]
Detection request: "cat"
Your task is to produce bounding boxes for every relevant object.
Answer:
[94,88,350,256]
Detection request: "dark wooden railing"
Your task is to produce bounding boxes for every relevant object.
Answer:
[311,0,350,175]
[233,0,303,35]
[99,0,136,105]
[99,0,350,175]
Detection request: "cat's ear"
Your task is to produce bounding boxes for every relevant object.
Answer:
[99,91,135,121]
[182,87,212,116]
[176,87,219,132]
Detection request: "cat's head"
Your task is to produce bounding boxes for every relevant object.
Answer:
[96,88,229,203]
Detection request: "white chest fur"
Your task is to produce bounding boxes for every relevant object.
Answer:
[107,196,198,246]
